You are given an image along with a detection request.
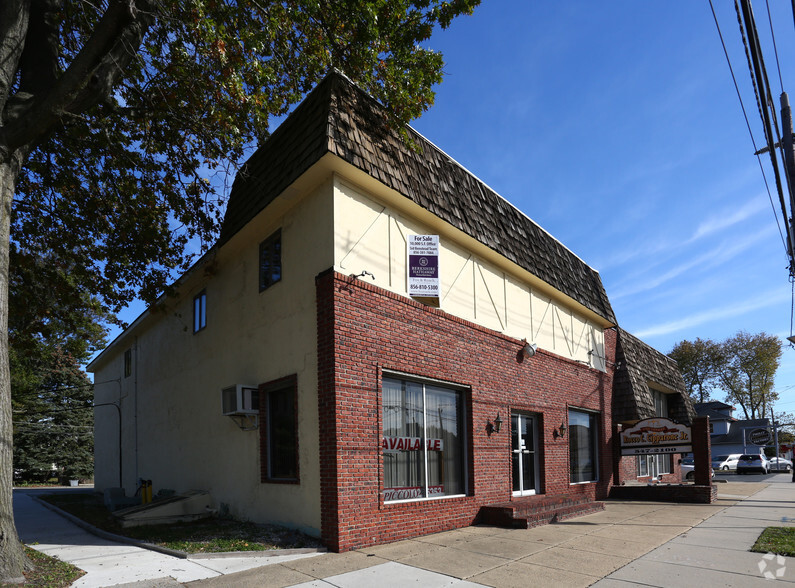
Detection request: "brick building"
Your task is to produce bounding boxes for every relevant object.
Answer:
[89,71,694,552]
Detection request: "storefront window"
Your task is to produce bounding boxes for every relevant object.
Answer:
[637,454,671,477]
[382,376,466,501]
[569,409,598,483]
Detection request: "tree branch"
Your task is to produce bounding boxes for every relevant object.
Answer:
[0,0,155,159]
[0,0,29,118]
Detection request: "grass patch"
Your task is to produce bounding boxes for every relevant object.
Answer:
[0,546,85,588]
[38,492,322,554]
[751,527,795,557]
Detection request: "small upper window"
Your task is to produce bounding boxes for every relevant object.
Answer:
[651,389,669,417]
[124,348,132,378]
[259,229,282,292]
[193,290,207,333]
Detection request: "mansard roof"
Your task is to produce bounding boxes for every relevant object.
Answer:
[613,328,695,425]
[220,71,616,324]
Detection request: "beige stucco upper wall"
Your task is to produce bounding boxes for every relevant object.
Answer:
[332,175,607,370]
[92,176,335,536]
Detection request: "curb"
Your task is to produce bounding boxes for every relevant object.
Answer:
[32,496,327,560]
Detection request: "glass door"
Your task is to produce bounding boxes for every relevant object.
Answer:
[511,413,539,496]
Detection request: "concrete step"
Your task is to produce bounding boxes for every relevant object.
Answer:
[478,494,604,528]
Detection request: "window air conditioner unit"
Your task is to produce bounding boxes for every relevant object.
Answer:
[221,384,259,416]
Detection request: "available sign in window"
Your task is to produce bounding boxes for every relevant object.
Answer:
[407,234,439,298]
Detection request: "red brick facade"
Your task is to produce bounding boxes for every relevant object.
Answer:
[317,269,617,552]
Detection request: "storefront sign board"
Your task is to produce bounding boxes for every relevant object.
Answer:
[620,417,692,456]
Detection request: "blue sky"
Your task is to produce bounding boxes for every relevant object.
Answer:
[108,2,795,416]
[408,1,795,415]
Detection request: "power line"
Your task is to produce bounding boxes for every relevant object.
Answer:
[709,0,790,258]
[764,0,784,92]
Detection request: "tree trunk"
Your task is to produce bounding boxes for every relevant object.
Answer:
[0,158,29,582]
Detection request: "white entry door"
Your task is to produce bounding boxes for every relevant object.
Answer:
[512,413,539,496]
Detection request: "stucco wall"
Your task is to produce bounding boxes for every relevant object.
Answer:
[333,178,607,370]
[93,177,335,536]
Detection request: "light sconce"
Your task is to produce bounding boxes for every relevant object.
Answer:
[555,422,567,438]
[494,413,503,433]
[521,339,537,359]
[351,270,375,281]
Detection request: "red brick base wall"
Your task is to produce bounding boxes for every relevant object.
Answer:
[316,270,616,552]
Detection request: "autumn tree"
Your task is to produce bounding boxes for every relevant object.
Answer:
[669,338,722,403]
[717,331,781,420]
[670,331,782,420]
[0,0,480,580]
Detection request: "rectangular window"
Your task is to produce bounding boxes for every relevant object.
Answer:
[382,375,466,502]
[569,409,598,484]
[637,454,671,477]
[651,389,669,417]
[259,229,282,292]
[260,375,298,482]
[193,290,207,333]
[124,348,132,378]
[637,455,649,477]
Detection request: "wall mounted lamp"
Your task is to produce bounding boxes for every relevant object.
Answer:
[554,421,567,439]
[494,413,503,433]
[521,339,537,359]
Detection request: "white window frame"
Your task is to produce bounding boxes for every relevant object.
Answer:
[381,371,468,503]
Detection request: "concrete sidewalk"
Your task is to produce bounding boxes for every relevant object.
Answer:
[594,481,795,587]
[13,488,322,588]
[184,478,795,588]
[14,478,795,587]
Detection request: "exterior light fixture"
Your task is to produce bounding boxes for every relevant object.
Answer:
[494,413,502,433]
[558,422,567,437]
[522,340,537,358]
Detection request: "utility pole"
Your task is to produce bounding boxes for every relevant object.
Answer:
[781,92,795,275]
[771,406,780,459]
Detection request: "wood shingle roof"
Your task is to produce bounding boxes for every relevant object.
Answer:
[220,71,616,324]
[613,328,695,425]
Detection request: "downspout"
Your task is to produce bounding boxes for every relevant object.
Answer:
[134,336,139,484]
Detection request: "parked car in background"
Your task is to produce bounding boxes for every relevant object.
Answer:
[768,457,793,472]
[736,454,770,474]
[711,454,742,471]
[680,457,715,481]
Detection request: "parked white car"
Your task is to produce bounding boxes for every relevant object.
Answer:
[711,454,741,471]
[736,454,770,474]
[768,457,793,472]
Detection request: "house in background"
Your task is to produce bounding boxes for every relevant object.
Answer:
[695,401,770,458]
[88,71,697,552]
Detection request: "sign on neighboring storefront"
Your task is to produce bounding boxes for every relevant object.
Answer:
[620,417,692,456]
[749,428,772,446]
[407,234,440,298]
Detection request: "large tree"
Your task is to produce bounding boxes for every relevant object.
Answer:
[670,331,782,420]
[0,0,480,580]
[11,247,107,483]
[669,338,722,403]
[718,331,781,420]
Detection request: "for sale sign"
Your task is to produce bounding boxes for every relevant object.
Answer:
[407,235,439,298]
